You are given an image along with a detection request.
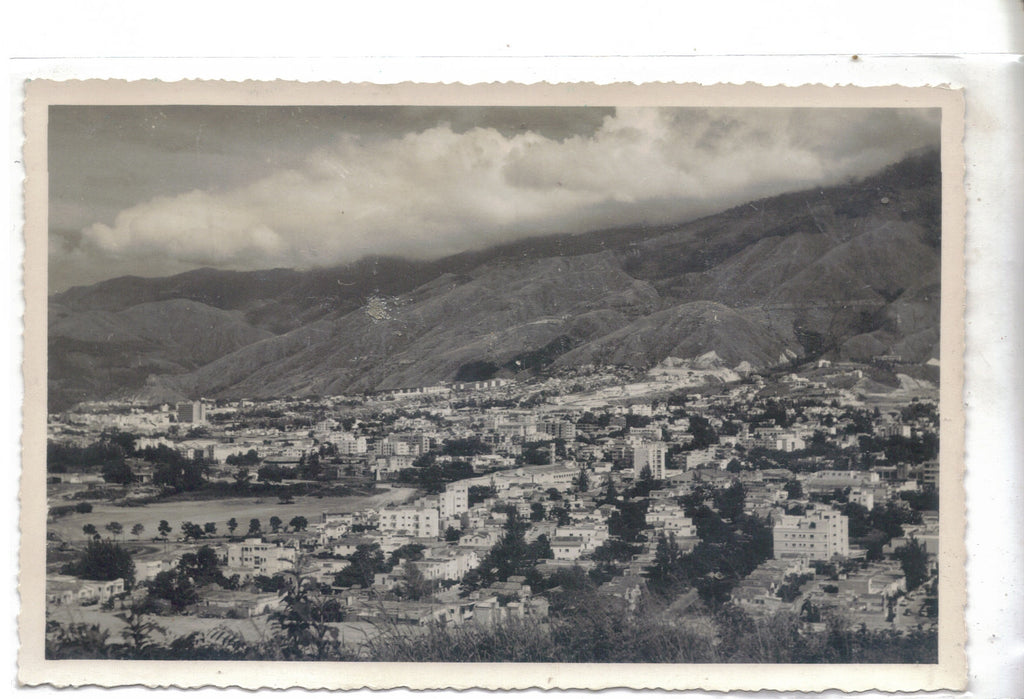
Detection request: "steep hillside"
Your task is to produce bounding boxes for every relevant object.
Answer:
[48,299,273,410]
[49,150,942,406]
[142,252,657,401]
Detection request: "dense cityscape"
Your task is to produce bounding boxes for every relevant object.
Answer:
[45,357,940,662]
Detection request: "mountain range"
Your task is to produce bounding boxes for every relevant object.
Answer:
[48,150,942,410]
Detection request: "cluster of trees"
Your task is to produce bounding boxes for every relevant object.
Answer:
[48,429,137,474]
[329,542,439,597]
[142,445,208,492]
[225,449,260,466]
[60,540,136,591]
[459,514,554,595]
[649,483,772,606]
[839,500,923,558]
[857,433,939,466]
[145,546,238,611]
[393,455,475,494]
[49,501,94,519]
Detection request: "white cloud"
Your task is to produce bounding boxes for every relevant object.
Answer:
[76,107,939,277]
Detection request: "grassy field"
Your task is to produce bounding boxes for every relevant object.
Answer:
[47,487,417,543]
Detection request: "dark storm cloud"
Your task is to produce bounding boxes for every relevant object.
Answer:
[48,106,939,291]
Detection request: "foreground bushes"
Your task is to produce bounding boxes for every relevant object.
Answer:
[46,591,937,663]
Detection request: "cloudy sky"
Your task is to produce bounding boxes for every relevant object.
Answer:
[49,105,940,291]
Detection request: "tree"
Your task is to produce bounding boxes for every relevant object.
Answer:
[527,533,553,561]
[74,502,93,514]
[180,521,204,541]
[147,569,198,611]
[270,516,283,533]
[101,460,133,485]
[248,518,262,536]
[115,603,166,656]
[203,522,217,536]
[227,517,239,536]
[333,544,385,589]
[468,513,533,590]
[895,538,930,591]
[178,545,228,587]
[714,481,747,521]
[82,523,99,539]
[575,468,590,493]
[157,520,172,539]
[550,506,571,526]
[298,451,322,481]
[593,538,641,563]
[61,539,136,591]
[100,428,138,455]
[131,523,145,539]
[597,476,619,505]
[688,415,719,449]
[468,485,497,506]
[270,570,345,660]
[608,500,648,542]
[105,522,123,540]
[289,516,309,532]
[648,533,686,594]
[150,449,208,492]
[399,562,431,601]
[783,479,804,500]
[233,467,252,488]
[444,526,462,542]
[258,464,287,483]
[529,502,546,522]
[633,464,657,497]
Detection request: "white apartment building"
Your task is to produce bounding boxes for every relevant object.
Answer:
[773,507,849,560]
[550,536,585,560]
[632,441,667,480]
[334,433,368,455]
[645,508,697,538]
[554,524,609,552]
[377,506,440,539]
[440,481,469,517]
[225,539,299,578]
[407,549,480,581]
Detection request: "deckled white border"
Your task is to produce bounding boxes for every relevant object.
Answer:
[17,80,967,692]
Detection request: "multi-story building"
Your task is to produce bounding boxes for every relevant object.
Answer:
[225,539,299,578]
[176,400,207,424]
[773,507,849,560]
[632,441,666,480]
[334,433,368,455]
[645,507,697,538]
[439,481,469,518]
[377,506,440,539]
[628,426,662,441]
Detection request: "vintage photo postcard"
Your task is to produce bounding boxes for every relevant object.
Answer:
[19,80,965,691]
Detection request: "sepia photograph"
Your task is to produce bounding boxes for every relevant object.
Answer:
[19,81,966,691]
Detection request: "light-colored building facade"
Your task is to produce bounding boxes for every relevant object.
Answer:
[773,507,849,560]
[225,539,299,577]
[377,506,440,539]
[632,441,667,480]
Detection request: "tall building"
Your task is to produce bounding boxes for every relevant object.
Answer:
[439,481,469,518]
[176,400,207,424]
[773,507,849,560]
[632,441,666,480]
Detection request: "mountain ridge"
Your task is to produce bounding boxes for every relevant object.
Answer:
[48,149,942,409]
